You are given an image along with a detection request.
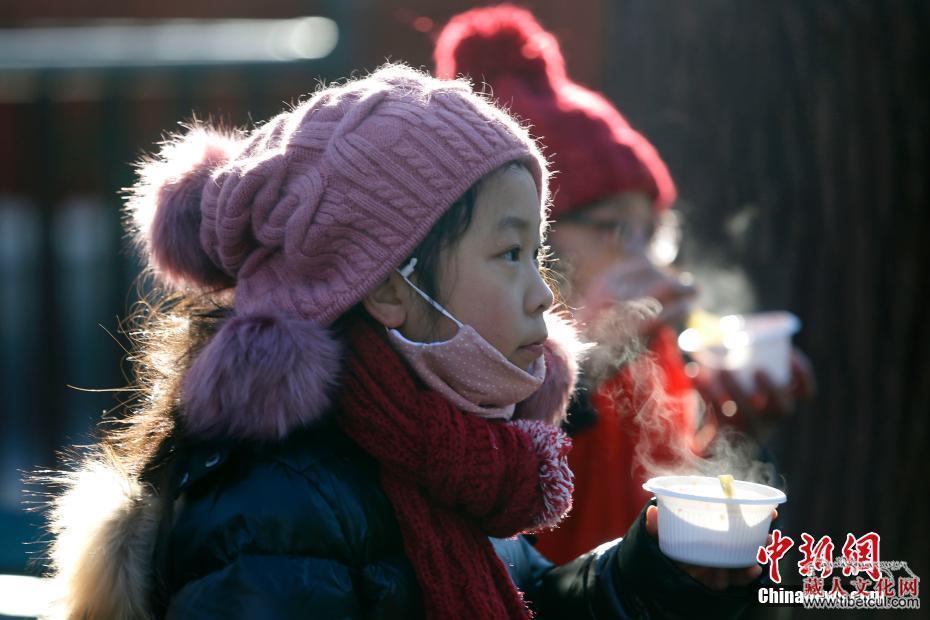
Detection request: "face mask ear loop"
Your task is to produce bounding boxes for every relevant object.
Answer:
[395,257,463,328]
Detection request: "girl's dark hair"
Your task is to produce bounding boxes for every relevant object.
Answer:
[409,181,480,303]
[406,161,543,316]
[98,293,223,475]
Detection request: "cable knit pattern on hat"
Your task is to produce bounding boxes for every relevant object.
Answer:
[126,65,549,440]
[195,68,548,325]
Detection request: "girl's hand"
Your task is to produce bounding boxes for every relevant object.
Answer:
[644,505,775,591]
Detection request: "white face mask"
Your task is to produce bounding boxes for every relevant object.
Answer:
[386,258,546,420]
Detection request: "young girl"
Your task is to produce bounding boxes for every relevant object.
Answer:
[45,64,761,619]
[436,4,813,566]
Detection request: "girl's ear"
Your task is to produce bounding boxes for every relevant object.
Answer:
[362,272,409,329]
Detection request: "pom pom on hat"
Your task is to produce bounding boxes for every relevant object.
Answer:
[435,4,566,90]
[127,126,240,290]
[181,313,343,440]
[436,5,677,216]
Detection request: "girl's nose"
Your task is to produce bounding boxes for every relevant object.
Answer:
[528,269,554,315]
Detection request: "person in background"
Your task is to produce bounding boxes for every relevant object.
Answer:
[436,4,815,564]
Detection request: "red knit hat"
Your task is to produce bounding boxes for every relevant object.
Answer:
[435,4,677,217]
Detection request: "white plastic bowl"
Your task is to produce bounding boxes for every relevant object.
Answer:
[678,311,800,393]
[643,475,787,568]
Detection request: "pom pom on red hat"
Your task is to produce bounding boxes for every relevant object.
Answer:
[435,4,566,90]
[435,4,677,216]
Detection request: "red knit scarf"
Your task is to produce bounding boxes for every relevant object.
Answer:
[336,316,573,619]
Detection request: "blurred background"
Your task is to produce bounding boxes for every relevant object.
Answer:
[0,1,927,618]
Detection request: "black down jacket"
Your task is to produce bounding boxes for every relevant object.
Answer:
[163,421,761,619]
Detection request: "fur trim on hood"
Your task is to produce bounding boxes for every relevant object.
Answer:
[43,449,158,620]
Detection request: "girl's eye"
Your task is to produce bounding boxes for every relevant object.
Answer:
[501,245,545,265]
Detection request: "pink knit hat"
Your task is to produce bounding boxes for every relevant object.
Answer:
[127,64,548,440]
[435,4,676,217]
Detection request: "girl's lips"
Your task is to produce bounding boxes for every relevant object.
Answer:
[518,344,545,359]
